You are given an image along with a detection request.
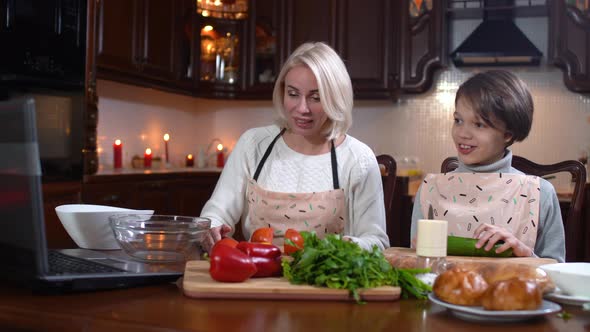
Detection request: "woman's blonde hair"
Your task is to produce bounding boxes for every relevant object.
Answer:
[272,42,353,140]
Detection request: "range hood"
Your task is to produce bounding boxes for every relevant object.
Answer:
[451,1,543,66]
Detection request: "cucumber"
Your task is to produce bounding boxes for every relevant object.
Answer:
[447,235,514,257]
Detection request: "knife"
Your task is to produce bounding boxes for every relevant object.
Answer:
[428,204,434,219]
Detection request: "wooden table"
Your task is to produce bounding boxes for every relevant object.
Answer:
[0,282,588,331]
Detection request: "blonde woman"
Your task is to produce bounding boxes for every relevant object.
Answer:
[201,42,388,252]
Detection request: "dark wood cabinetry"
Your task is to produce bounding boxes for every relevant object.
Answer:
[337,0,400,99]
[549,0,590,92]
[82,172,220,216]
[399,0,447,93]
[95,1,136,75]
[41,172,220,249]
[255,0,405,99]
[93,0,446,99]
[96,0,195,90]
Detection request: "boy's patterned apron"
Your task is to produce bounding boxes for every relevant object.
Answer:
[246,129,346,246]
[419,172,541,249]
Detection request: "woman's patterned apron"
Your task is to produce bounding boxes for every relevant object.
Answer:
[246,129,346,246]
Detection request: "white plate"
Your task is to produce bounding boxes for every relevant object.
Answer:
[428,293,561,323]
[544,289,590,306]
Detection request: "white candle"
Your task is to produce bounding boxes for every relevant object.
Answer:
[416,219,448,258]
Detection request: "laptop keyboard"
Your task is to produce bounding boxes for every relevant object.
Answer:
[48,251,126,274]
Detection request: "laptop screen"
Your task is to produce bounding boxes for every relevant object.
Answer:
[0,97,49,280]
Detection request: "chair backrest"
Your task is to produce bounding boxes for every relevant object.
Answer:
[441,155,587,262]
[377,154,397,247]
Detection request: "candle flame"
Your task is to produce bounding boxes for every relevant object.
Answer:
[115,139,121,146]
[217,143,223,151]
[187,154,193,160]
[145,148,152,155]
[164,133,170,141]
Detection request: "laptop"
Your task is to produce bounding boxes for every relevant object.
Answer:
[0,97,183,293]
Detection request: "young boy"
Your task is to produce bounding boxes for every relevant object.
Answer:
[410,70,565,262]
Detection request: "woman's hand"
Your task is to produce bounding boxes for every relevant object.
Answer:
[202,224,232,254]
[473,223,533,257]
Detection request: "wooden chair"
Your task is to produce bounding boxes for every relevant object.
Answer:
[441,155,587,262]
[377,154,397,247]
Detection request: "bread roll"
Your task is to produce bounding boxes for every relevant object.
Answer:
[457,263,555,294]
[481,278,542,310]
[433,267,489,306]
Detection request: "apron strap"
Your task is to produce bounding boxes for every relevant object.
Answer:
[330,140,340,190]
[253,128,340,190]
[253,128,286,181]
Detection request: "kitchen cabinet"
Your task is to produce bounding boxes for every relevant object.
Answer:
[81,172,220,216]
[399,0,447,93]
[201,0,445,99]
[243,0,281,97]
[549,0,590,92]
[337,0,401,99]
[195,16,247,98]
[93,0,448,99]
[255,0,401,99]
[95,0,196,91]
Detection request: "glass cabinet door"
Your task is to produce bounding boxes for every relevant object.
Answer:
[199,19,241,84]
[251,0,278,87]
[179,0,196,84]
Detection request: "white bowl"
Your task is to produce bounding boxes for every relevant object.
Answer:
[55,204,154,250]
[540,263,590,299]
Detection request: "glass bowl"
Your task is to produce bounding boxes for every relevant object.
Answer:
[109,214,211,263]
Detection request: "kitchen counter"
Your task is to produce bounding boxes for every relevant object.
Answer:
[84,167,222,183]
[0,281,587,331]
[95,167,223,176]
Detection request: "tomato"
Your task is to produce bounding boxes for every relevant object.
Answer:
[209,242,257,282]
[284,229,304,255]
[216,237,239,248]
[250,227,274,244]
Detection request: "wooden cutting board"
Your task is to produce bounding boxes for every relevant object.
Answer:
[384,247,557,267]
[182,260,401,301]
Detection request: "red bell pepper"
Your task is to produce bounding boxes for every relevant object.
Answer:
[236,241,282,278]
[209,242,257,282]
[250,256,282,278]
[236,241,281,259]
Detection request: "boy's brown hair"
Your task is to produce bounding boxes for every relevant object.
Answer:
[455,70,533,146]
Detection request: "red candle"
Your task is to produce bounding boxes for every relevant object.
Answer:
[216,143,225,168]
[113,139,122,169]
[144,148,152,168]
[163,133,170,163]
[185,154,194,167]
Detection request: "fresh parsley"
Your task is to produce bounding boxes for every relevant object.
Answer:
[281,232,432,303]
[557,311,573,320]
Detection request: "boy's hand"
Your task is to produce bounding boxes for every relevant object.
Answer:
[473,223,533,257]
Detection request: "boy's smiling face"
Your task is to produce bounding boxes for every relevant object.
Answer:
[452,97,513,166]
